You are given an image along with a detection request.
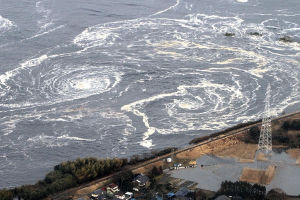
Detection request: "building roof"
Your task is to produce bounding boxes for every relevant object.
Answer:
[114,194,125,199]
[108,183,118,188]
[167,192,175,197]
[134,174,149,184]
[175,187,190,197]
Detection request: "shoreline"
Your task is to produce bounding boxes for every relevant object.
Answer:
[49,110,300,199]
[1,110,300,200]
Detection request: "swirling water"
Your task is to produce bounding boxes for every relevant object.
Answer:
[0,0,299,188]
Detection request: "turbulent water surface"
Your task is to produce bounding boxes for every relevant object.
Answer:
[0,0,300,188]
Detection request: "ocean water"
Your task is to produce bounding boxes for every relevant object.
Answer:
[0,0,299,188]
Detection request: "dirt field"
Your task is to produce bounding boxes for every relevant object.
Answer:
[213,142,257,162]
[256,152,268,161]
[287,148,300,164]
[240,168,265,183]
[176,134,241,159]
[287,148,300,159]
[240,165,276,185]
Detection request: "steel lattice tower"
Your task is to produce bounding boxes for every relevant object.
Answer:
[258,84,272,155]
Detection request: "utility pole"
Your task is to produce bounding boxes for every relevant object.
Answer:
[257,84,272,155]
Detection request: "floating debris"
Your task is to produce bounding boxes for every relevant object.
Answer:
[279,36,293,43]
[248,32,262,36]
[224,32,235,37]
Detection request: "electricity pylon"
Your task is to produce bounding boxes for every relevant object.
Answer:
[257,84,272,155]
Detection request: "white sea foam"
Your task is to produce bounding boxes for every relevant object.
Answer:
[0,51,122,108]
[121,79,249,147]
[1,5,300,153]
[26,132,95,147]
[122,91,177,148]
[36,0,53,30]
[24,25,65,41]
[150,0,180,16]
[0,55,48,85]
[1,0,300,189]
[1,120,17,136]
[45,65,122,103]
[0,15,15,33]
[57,134,95,142]
[71,12,300,148]
[73,27,114,47]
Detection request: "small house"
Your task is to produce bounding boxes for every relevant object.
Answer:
[90,193,98,199]
[125,192,133,199]
[133,174,150,188]
[114,194,126,199]
[107,183,119,193]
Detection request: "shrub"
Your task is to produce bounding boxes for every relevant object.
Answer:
[218,181,266,199]
[244,126,260,143]
[150,166,163,178]
[2,157,128,200]
[0,189,13,200]
[282,120,300,130]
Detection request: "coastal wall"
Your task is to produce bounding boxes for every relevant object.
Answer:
[132,160,164,174]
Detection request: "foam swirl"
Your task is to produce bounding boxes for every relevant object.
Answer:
[0,55,122,109]
[0,15,14,33]
[73,14,300,147]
